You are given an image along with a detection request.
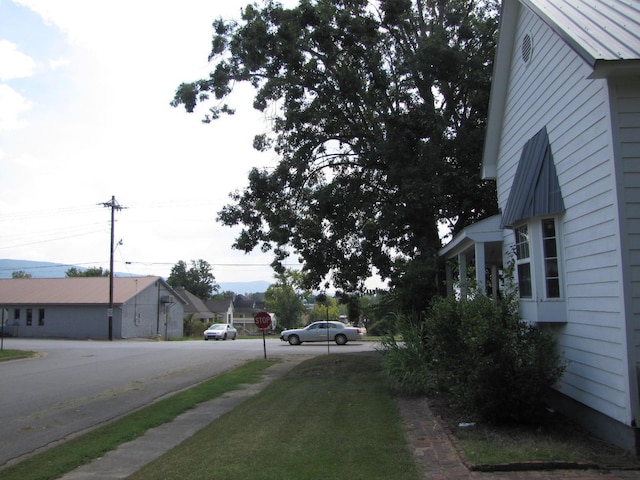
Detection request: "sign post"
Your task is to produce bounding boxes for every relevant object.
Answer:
[254,311,272,359]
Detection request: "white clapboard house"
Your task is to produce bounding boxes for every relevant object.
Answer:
[440,0,640,453]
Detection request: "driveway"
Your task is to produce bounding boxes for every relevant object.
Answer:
[0,338,377,467]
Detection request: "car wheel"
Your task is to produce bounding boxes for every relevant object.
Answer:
[223,334,227,340]
[232,334,236,340]
[288,335,301,346]
[335,334,348,345]
[204,337,209,341]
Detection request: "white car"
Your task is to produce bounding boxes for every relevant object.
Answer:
[204,323,237,341]
[280,321,365,345]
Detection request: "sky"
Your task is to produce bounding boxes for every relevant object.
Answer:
[0,0,317,285]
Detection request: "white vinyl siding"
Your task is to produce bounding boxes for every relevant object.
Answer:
[496,6,630,424]
[612,77,640,424]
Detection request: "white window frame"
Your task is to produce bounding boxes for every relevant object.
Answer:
[512,217,566,323]
[514,224,533,299]
[541,217,561,299]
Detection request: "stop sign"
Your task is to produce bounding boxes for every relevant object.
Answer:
[254,311,272,329]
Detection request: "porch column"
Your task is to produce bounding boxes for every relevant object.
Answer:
[458,252,467,297]
[475,242,486,295]
[445,262,453,297]
[491,264,499,300]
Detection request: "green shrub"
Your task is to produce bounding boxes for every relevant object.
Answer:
[380,293,565,424]
[421,296,466,391]
[450,295,563,423]
[367,314,398,336]
[379,314,435,393]
[183,314,208,338]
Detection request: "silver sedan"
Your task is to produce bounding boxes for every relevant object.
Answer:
[203,323,238,341]
[280,321,365,345]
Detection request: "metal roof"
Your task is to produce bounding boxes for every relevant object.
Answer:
[500,127,565,228]
[0,276,164,306]
[522,0,640,65]
[482,0,640,179]
[523,0,640,65]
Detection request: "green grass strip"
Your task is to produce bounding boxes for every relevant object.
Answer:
[0,359,275,480]
[129,353,422,480]
[0,349,36,361]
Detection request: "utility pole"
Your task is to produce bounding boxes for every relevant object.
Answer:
[100,196,124,341]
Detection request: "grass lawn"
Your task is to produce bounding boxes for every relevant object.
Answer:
[0,349,36,361]
[128,353,422,480]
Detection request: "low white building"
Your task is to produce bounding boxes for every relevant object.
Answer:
[0,276,184,340]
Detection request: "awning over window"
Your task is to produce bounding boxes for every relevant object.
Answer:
[501,127,565,228]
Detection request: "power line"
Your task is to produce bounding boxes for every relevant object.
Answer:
[0,229,107,250]
[0,204,101,221]
[0,261,106,274]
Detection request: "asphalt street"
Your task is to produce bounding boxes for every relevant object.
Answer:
[0,337,378,467]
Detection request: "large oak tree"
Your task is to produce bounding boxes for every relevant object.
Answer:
[173,0,499,311]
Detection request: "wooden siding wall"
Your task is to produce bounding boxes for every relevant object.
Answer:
[497,6,631,424]
[121,284,158,338]
[121,283,184,339]
[613,78,640,422]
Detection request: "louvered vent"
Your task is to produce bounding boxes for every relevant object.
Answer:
[521,33,533,64]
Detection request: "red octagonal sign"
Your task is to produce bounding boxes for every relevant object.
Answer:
[254,311,272,329]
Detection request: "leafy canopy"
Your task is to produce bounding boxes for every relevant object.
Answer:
[309,293,341,323]
[11,270,32,279]
[65,267,109,277]
[173,0,499,307]
[167,259,219,299]
[264,270,306,329]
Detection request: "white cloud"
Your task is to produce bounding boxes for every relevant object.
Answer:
[0,39,36,131]
[0,0,308,286]
[0,40,36,80]
[0,84,33,131]
[49,56,71,70]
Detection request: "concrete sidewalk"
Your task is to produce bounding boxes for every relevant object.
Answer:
[60,355,310,480]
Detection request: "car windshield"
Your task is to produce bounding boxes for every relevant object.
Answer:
[209,325,225,330]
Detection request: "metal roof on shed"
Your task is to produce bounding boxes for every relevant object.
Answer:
[0,276,162,306]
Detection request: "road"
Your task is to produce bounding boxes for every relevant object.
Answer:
[0,337,378,467]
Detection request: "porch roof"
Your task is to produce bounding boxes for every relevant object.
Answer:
[439,215,503,264]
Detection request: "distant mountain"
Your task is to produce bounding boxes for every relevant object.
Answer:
[0,259,76,278]
[0,259,272,293]
[217,281,271,295]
